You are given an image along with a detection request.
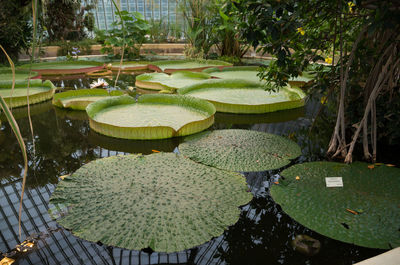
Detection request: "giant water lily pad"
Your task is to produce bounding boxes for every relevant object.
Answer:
[178,79,306,114]
[203,66,263,83]
[18,61,105,75]
[49,153,252,252]
[52,89,125,110]
[87,94,216,139]
[135,71,211,91]
[0,79,55,108]
[0,69,40,85]
[109,61,150,72]
[179,129,301,172]
[270,161,400,249]
[149,59,232,74]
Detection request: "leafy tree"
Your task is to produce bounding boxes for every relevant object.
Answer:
[0,0,32,64]
[235,0,400,163]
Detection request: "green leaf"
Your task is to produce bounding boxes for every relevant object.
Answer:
[270,161,400,249]
[179,129,301,172]
[49,153,252,252]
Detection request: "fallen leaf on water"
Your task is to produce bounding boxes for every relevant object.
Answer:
[59,174,70,180]
[152,150,161,153]
[295,176,300,180]
[274,181,279,185]
[367,165,374,169]
[386,164,395,167]
[346,208,359,215]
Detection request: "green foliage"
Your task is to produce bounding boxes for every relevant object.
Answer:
[179,129,301,172]
[270,161,400,249]
[43,0,96,42]
[0,0,32,64]
[147,18,168,43]
[47,39,98,57]
[96,11,150,60]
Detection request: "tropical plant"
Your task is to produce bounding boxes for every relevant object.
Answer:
[235,0,400,163]
[210,0,249,59]
[0,0,32,64]
[181,0,216,58]
[148,18,168,43]
[96,11,150,60]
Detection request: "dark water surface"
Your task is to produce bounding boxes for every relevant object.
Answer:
[0,74,386,264]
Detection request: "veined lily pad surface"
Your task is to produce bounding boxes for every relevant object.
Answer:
[149,59,232,73]
[0,79,55,108]
[270,161,400,249]
[49,153,252,252]
[87,94,216,139]
[0,69,40,85]
[135,71,211,91]
[203,66,263,84]
[18,61,104,75]
[52,89,124,110]
[178,79,306,114]
[179,129,301,172]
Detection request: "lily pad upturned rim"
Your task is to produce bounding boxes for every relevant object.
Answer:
[177,79,306,114]
[148,59,233,74]
[86,94,216,140]
[52,89,125,110]
[49,152,253,253]
[135,71,211,91]
[270,161,400,249]
[202,65,260,74]
[18,61,105,75]
[0,79,56,108]
[109,61,150,71]
[179,129,302,172]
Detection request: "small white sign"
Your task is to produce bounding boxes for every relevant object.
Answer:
[325,177,343,187]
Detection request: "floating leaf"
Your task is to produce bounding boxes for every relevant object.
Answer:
[18,61,104,75]
[135,71,211,91]
[0,79,55,108]
[179,129,301,172]
[270,161,400,249]
[86,94,216,139]
[49,153,252,252]
[149,59,232,74]
[178,79,306,114]
[52,89,124,110]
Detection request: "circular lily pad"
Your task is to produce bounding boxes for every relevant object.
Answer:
[86,94,216,139]
[203,66,263,83]
[18,61,105,75]
[135,71,211,91]
[0,79,55,108]
[52,89,125,110]
[49,153,252,252]
[149,59,232,74]
[0,69,40,85]
[270,161,400,249]
[178,79,306,114]
[109,61,150,72]
[179,129,301,172]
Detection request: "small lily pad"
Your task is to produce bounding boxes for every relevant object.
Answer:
[179,129,301,172]
[0,69,40,85]
[270,161,400,249]
[52,89,124,110]
[0,79,55,108]
[49,153,252,252]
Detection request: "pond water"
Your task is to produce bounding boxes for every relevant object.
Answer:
[0,73,385,265]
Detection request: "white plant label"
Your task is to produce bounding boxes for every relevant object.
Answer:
[325,177,343,187]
